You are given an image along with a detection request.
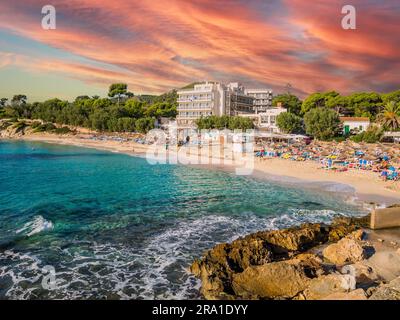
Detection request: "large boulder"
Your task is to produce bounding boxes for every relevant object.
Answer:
[232,261,312,299]
[191,219,369,299]
[369,277,400,300]
[323,236,368,265]
[190,240,273,300]
[303,273,356,300]
[255,223,330,254]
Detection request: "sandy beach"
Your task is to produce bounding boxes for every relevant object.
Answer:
[4,130,399,207]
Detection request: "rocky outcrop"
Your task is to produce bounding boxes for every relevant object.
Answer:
[0,120,32,138]
[369,277,400,300]
[191,217,369,300]
[322,233,369,265]
[303,273,356,300]
[329,215,370,242]
[232,261,312,299]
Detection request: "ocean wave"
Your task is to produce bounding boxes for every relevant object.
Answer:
[1,209,361,300]
[15,215,54,237]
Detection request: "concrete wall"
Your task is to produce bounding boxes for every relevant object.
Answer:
[343,121,370,132]
[371,207,400,229]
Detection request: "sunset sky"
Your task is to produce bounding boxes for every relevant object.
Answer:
[0,0,399,101]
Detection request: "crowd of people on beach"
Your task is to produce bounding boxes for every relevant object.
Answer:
[255,140,400,182]
[79,132,400,183]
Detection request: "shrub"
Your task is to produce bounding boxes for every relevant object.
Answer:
[135,117,155,133]
[54,127,72,135]
[30,121,41,129]
[13,121,27,130]
[33,122,56,133]
[351,125,383,143]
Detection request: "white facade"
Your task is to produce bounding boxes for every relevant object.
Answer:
[244,88,273,113]
[239,107,287,133]
[340,117,370,135]
[177,82,227,128]
[257,107,287,133]
[177,82,273,129]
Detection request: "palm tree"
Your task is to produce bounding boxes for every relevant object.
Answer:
[377,101,400,131]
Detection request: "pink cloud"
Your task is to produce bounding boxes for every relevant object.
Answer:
[0,0,399,96]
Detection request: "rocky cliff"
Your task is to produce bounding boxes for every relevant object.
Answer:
[190,215,400,300]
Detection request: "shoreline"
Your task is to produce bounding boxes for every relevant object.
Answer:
[2,132,400,207]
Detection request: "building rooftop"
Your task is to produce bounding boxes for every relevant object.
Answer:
[339,117,370,122]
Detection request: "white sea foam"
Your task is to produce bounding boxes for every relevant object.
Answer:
[15,215,54,237]
[1,209,361,299]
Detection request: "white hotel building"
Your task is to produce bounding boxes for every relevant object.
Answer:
[177,81,278,131]
[176,82,227,129]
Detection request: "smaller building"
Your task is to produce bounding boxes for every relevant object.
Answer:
[340,117,370,135]
[241,107,286,133]
[257,107,287,133]
[244,88,273,113]
[226,82,254,115]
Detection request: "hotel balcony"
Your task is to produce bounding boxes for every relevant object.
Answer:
[177,98,212,103]
[177,106,213,111]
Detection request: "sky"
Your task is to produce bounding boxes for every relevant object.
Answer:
[0,0,399,102]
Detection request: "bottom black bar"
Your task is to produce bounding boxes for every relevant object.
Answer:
[1,300,398,319]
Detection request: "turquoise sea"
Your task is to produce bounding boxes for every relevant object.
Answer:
[0,141,366,299]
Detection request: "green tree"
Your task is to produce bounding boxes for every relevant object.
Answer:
[145,102,177,119]
[93,98,112,109]
[75,95,90,102]
[195,115,253,130]
[304,108,340,140]
[377,101,400,131]
[11,94,27,106]
[382,90,400,105]
[272,94,302,116]
[125,100,145,118]
[325,95,352,115]
[108,83,128,107]
[301,91,339,115]
[346,92,382,120]
[154,89,178,106]
[90,109,110,131]
[135,117,155,133]
[0,98,7,118]
[118,117,136,132]
[6,95,32,118]
[196,116,216,130]
[215,115,230,129]
[276,112,304,134]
